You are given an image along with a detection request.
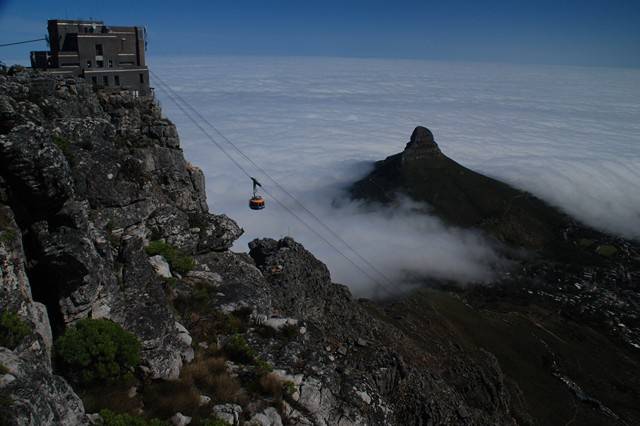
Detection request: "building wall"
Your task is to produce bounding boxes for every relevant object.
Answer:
[31,19,150,95]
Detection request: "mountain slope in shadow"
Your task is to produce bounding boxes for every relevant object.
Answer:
[351,126,640,425]
[351,126,600,258]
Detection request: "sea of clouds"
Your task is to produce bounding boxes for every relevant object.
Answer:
[150,56,640,295]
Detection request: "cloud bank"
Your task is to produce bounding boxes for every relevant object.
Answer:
[151,56,640,295]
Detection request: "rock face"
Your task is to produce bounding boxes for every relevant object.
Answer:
[0,194,87,425]
[1,73,524,424]
[0,71,241,423]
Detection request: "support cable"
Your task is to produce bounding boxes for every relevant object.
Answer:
[0,38,46,47]
[151,74,396,297]
[149,69,397,289]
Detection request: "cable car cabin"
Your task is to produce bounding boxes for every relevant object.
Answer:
[249,177,265,210]
[249,196,265,210]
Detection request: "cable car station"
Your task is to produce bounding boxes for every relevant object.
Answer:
[30,19,150,95]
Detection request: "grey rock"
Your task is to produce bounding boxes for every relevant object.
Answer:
[0,123,74,217]
[212,404,242,426]
[198,394,211,406]
[0,201,87,425]
[248,407,283,426]
[149,254,172,278]
[86,413,102,425]
[0,343,87,426]
[171,412,192,426]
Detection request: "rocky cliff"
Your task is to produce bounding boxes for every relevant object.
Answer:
[0,71,524,425]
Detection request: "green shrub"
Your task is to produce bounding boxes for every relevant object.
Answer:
[52,135,73,159]
[0,229,16,245]
[255,358,273,376]
[224,334,256,364]
[145,240,195,275]
[99,409,168,426]
[0,311,30,349]
[280,323,299,340]
[283,381,297,396]
[0,394,13,426]
[577,238,595,248]
[163,277,178,287]
[56,319,140,385]
[595,245,618,257]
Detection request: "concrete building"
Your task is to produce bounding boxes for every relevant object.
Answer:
[30,19,150,95]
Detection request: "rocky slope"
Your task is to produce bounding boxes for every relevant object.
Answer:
[0,71,526,425]
[351,126,640,425]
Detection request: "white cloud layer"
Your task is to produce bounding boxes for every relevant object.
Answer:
[151,56,640,295]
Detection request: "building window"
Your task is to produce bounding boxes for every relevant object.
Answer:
[103,76,109,86]
[108,59,113,68]
[139,73,144,84]
[96,60,104,68]
[114,75,120,86]
[91,76,97,86]
[96,44,103,55]
[86,60,92,68]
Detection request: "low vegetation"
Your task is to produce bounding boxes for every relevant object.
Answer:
[0,394,13,426]
[0,311,30,349]
[224,334,258,364]
[99,409,168,426]
[175,303,249,344]
[258,372,286,397]
[595,244,618,257]
[0,208,17,245]
[142,380,202,419]
[145,240,195,275]
[52,134,73,159]
[55,318,140,385]
[142,355,245,420]
[0,229,16,244]
[280,323,299,340]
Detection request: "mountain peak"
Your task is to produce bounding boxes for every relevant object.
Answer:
[409,126,435,146]
[403,126,442,163]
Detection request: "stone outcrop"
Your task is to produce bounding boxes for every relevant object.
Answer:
[0,71,240,423]
[0,191,87,425]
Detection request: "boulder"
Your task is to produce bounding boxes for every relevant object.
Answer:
[171,412,192,426]
[212,404,242,426]
[149,254,172,278]
[247,407,283,426]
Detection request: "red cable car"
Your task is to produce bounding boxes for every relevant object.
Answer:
[249,177,265,210]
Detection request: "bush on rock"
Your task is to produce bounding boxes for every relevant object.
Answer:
[145,240,195,275]
[55,319,140,385]
[0,311,30,349]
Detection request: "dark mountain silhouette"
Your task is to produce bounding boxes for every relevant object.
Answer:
[351,126,601,259]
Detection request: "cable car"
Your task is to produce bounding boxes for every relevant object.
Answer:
[249,177,265,210]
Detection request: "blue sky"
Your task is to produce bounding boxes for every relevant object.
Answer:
[1,0,639,67]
